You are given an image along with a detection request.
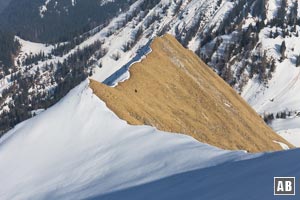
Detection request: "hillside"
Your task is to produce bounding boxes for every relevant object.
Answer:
[93,148,300,200]
[1,0,300,144]
[0,80,253,199]
[90,34,293,153]
[0,80,299,200]
[0,0,12,13]
[0,0,135,42]
[1,1,300,199]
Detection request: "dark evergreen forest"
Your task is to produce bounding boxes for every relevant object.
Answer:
[0,31,20,77]
[0,0,135,43]
[0,0,163,136]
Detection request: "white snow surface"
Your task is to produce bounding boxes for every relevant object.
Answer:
[17,36,53,56]
[271,117,300,147]
[0,80,255,200]
[39,0,52,18]
[241,25,300,146]
[273,140,290,150]
[71,0,76,6]
[100,0,115,6]
[242,26,300,113]
[266,0,281,21]
[39,0,78,17]
[0,80,299,200]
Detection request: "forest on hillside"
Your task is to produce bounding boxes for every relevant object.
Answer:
[0,31,20,76]
[0,0,135,43]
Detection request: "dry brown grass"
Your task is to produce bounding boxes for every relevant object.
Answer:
[90,34,294,152]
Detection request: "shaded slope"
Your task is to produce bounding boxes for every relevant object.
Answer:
[90,34,293,152]
[0,0,12,14]
[0,81,298,200]
[0,81,253,199]
[91,148,300,200]
[0,0,134,42]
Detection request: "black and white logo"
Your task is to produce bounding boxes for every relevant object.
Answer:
[274,177,295,195]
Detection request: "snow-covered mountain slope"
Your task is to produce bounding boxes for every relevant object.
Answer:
[0,0,134,42]
[239,0,300,145]
[95,149,300,200]
[38,0,117,18]
[0,80,299,200]
[90,34,292,153]
[271,116,300,147]
[241,9,300,114]
[0,80,255,199]
[1,0,300,141]
[1,0,239,97]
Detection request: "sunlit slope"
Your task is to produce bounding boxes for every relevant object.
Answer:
[0,81,253,199]
[90,34,293,152]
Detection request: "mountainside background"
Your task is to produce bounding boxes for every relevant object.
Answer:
[0,0,300,144]
[91,34,292,152]
[0,0,12,13]
[0,0,135,42]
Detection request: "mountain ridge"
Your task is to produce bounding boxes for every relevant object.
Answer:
[90,34,293,152]
[0,79,257,199]
[1,0,300,145]
[0,78,298,200]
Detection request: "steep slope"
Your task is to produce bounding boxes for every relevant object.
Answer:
[0,0,270,134]
[271,117,300,147]
[238,0,300,145]
[92,149,300,200]
[0,0,134,42]
[0,80,299,200]
[1,0,300,141]
[0,80,255,199]
[90,34,293,153]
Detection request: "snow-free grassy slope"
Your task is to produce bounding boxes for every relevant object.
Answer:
[0,80,256,200]
[90,34,293,153]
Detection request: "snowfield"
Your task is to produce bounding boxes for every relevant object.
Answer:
[17,36,54,56]
[271,117,300,147]
[242,26,300,114]
[0,80,251,199]
[266,0,282,21]
[241,24,300,147]
[2,0,300,146]
[0,80,299,200]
